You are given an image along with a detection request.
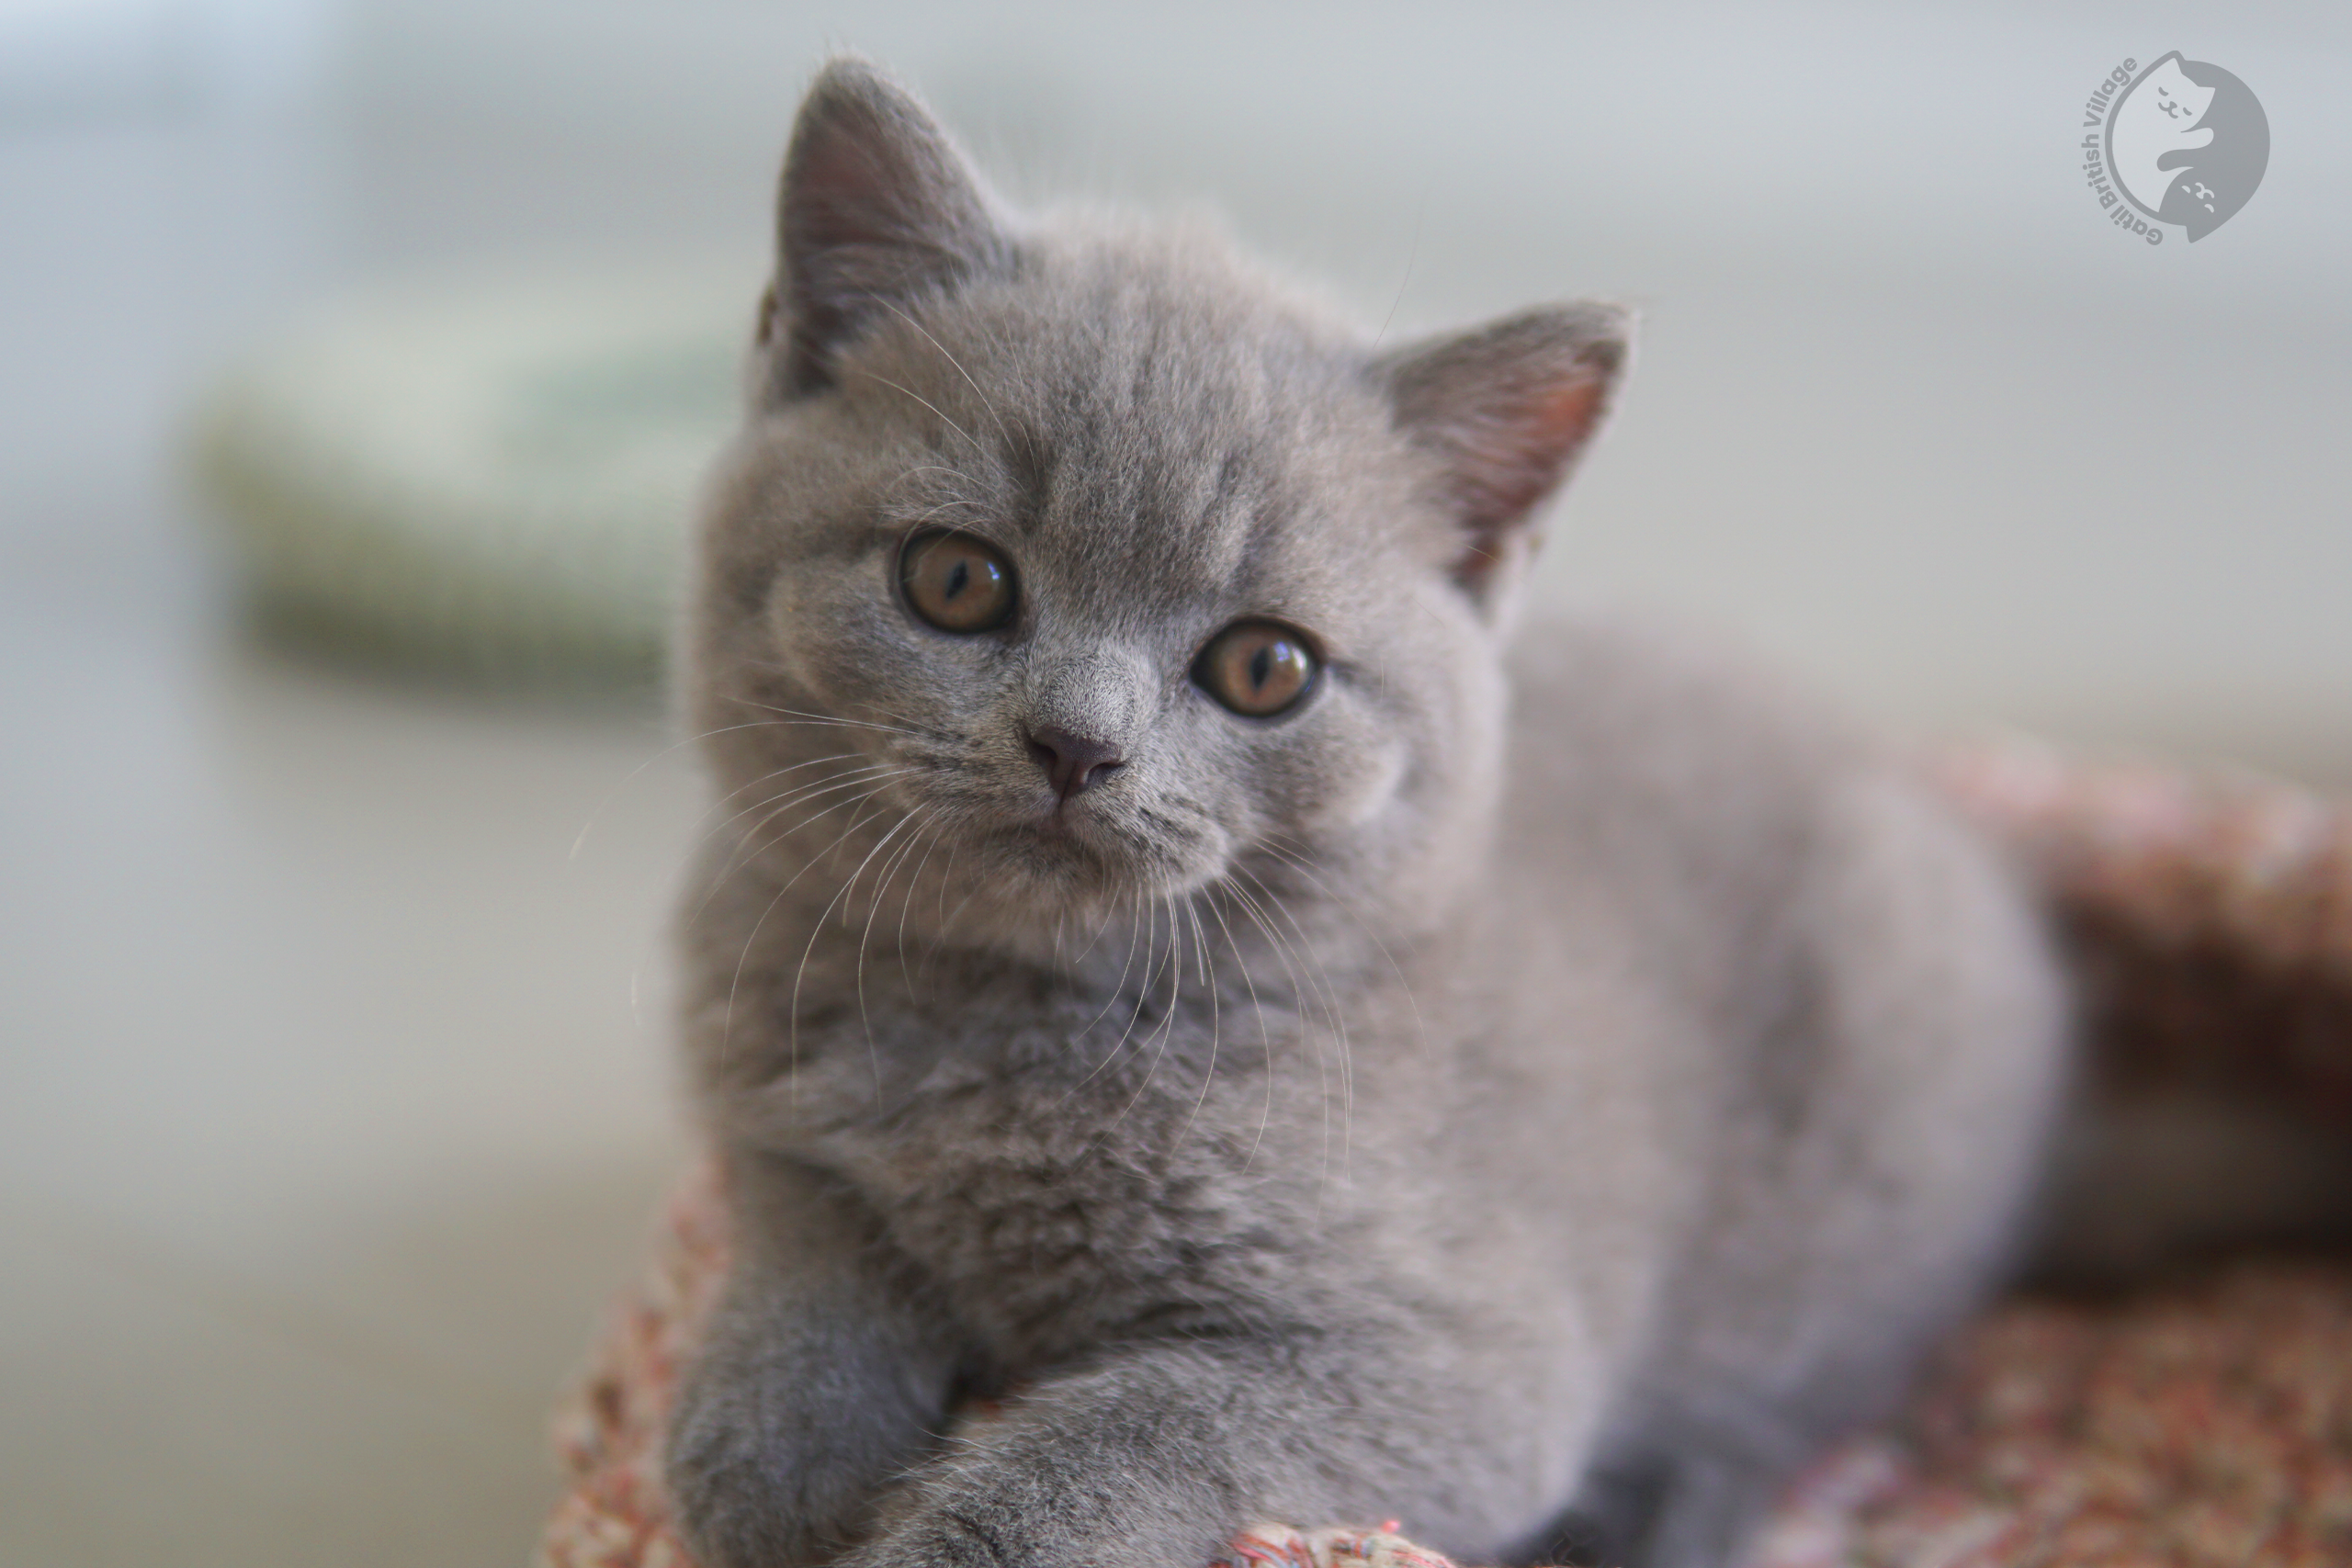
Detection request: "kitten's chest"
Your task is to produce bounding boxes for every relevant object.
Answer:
[812,1073,1307,1359]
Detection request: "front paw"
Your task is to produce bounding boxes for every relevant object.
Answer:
[837,1446,1231,1568]
[665,1374,912,1568]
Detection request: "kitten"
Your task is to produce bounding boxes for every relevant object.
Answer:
[664,59,2065,1568]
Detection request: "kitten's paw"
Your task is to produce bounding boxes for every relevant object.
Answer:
[664,1396,898,1568]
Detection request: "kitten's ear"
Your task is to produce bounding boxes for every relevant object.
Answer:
[763,58,1013,399]
[1376,303,1629,601]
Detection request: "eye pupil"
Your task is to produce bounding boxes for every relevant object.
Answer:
[1249,646,1272,690]
[944,560,969,600]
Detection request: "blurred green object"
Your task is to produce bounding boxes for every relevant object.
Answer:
[191,265,754,684]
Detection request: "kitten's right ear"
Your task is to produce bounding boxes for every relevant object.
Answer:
[763,58,1012,400]
[1377,303,1629,605]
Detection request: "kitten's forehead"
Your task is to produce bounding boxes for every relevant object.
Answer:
[856,236,1408,624]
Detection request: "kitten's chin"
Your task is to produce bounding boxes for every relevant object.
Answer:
[953,816,1225,941]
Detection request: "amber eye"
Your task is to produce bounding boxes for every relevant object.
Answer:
[899,530,1016,633]
[1194,620,1318,717]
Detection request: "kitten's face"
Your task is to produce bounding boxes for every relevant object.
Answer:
[695,240,1495,943]
[685,62,1622,960]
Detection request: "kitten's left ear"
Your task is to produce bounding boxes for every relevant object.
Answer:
[1376,303,1630,603]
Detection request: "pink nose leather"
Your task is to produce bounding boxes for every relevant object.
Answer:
[1024,726,1125,802]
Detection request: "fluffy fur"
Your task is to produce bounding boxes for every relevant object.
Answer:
[664,59,2066,1568]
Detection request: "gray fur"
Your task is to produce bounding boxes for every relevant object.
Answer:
[665,59,2066,1568]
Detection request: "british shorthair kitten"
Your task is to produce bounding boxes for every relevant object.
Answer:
[664,58,2064,1568]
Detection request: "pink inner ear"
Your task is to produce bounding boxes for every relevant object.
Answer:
[789,133,904,267]
[1464,373,1607,530]
[1532,378,1607,453]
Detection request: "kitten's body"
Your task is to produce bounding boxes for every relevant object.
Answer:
[667,62,2064,1568]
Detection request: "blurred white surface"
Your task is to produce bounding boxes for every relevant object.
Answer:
[1,3,2346,1564]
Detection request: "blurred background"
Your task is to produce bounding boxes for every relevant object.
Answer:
[2,2,2345,1563]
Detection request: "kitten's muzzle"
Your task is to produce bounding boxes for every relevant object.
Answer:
[1022,724,1125,804]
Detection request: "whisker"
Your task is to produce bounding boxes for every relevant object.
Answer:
[903,496,992,528]
[873,298,1023,463]
[1069,889,1148,1043]
[1204,888,1279,1173]
[570,720,855,861]
[1371,190,1427,354]
[1173,895,1223,1153]
[1223,880,1328,1190]
[1057,894,1170,1107]
[860,805,939,1022]
[725,698,932,741]
[849,368,987,459]
[1065,891,1120,972]
[1252,837,1430,1057]
[1223,875,1350,1209]
[647,748,874,908]
[922,866,994,987]
[877,463,995,522]
[1238,868,1356,1183]
[684,766,903,939]
[893,811,952,994]
[1094,892,1188,1142]
[728,763,908,846]
[888,463,986,491]
[684,766,915,933]
[695,753,888,844]
[793,807,924,1106]
[718,787,905,1100]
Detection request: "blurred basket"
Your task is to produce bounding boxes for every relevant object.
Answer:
[190,265,752,684]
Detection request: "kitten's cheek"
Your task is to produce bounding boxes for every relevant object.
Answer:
[758,588,831,694]
[763,598,888,705]
[1303,739,1408,831]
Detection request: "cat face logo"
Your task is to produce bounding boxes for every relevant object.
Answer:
[2104,52,2268,240]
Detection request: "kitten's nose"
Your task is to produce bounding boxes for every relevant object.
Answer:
[1023,725,1125,803]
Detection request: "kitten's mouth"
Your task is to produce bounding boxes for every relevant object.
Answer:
[997,804,1116,862]
[976,801,1192,897]
[904,772,1216,904]
[1029,802,1093,837]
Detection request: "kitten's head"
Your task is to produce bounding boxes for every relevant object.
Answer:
[689,60,1625,957]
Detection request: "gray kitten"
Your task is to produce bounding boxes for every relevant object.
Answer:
[664,60,2065,1568]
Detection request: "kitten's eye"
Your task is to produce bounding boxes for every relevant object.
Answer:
[900,529,1016,633]
[1194,620,1318,717]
